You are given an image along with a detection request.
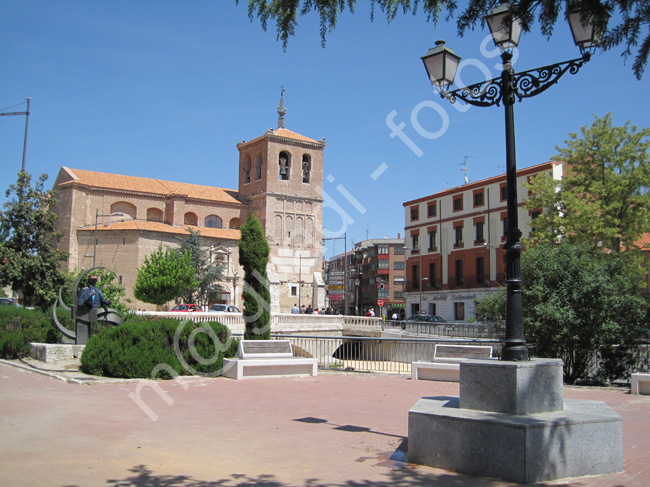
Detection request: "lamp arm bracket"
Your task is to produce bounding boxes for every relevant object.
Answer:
[440,53,591,108]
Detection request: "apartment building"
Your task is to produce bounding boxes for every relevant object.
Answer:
[402,161,564,321]
[324,237,406,316]
[352,238,406,317]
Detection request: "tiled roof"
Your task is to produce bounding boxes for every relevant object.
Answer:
[79,220,241,240]
[634,233,650,249]
[241,127,323,147]
[59,167,243,205]
[272,127,318,143]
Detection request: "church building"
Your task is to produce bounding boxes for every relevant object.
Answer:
[52,98,326,312]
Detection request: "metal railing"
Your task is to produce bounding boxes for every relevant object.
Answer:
[235,334,504,375]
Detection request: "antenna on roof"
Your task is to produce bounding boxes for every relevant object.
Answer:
[277,86,286,129]
[460,155,474,184]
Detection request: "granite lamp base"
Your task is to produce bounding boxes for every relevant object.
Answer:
[407,359,623,483]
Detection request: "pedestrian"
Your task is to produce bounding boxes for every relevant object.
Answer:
[305,305,313,314]
[291,303,299,314]
[369,309,375,317]
[300,304,306,314]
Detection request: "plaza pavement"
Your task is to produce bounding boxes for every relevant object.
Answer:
[1,358,649,487]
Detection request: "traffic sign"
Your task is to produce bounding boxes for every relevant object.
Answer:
[377,299,384,307]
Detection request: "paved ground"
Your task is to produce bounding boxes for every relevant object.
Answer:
[1,358,649,487]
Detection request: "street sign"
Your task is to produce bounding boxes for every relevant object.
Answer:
[377,299,384,307]
[328,294,344,300]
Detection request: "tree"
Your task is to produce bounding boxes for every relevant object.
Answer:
[238,213,271,340]
[521,242,647,384]
[239,0,649,78]
[133,245,198,307]
[0,171,67,309]
[176,228,225,306]
[473,288,506,334]
[525,113,650,258]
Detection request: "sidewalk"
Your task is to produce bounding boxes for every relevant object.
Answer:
[0,358,648,487]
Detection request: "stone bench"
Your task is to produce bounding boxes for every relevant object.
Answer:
[411,344,493,382]
[222,339,318,380]
[631,372,650,395]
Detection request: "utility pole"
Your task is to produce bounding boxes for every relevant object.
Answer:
[0,98,31,171]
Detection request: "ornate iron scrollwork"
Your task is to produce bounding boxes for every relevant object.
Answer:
[440,53,591,108]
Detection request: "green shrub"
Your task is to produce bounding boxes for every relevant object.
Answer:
[80,317,239,379]
[0,306,62,359]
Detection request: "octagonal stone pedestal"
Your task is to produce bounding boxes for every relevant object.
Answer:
[408,358,623,484]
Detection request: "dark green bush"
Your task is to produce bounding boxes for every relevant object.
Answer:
[80,318,239,379]
[0,306,62,359]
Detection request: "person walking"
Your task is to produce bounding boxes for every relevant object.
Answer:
[291,304,299,314]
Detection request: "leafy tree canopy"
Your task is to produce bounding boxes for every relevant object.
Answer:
[133,245,198,307]
[522,242,647,383]
[525,113,650,259]
[0,171,67,309]
[239,0,649,78]
[474,242,648,383]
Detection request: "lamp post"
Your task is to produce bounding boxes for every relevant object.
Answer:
[93,210,125,267]
[421,4,605,361]
[323,232,347,315]
[298,253,303,308]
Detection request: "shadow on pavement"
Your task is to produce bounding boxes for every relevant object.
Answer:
[95,463,576,487]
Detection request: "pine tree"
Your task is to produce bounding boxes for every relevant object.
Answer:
[238,213,271,340]
[0,171,67,309]
[176,228,224,306]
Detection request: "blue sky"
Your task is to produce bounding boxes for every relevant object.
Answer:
[1,1,648,260]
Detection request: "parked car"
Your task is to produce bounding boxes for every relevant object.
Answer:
[0,297,22,307]
[209,304,241,313]
[171,304,204,312]
[400,314,446,329]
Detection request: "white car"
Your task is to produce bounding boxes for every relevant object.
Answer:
[209,304,241,313]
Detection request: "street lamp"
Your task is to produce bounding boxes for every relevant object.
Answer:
[93,209,125,267]
[422,4,605,361]
[298,253,303,308]
[323,232,347,315]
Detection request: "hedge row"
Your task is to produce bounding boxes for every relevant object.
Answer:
[80,317,239,379]
[0,306,61,359]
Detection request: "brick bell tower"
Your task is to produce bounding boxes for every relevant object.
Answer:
[237,92,326,312]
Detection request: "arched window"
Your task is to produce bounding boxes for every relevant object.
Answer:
[302,154,311,183]
[279,151,290,181]
[229,217,242,229]
[255,153,263,181]
[205,215,223,228]
[243,156,251,184]
[110,201,137,220]
[147,208,163,222]
[184,212,198,226]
